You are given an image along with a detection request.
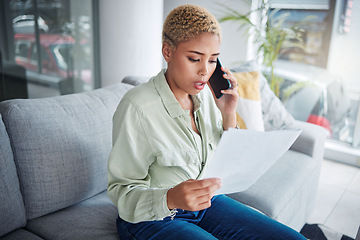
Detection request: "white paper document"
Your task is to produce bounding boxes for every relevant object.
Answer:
[203,128,301,195]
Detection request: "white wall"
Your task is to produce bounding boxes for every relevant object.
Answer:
[99,0,163,87]
[327,0,360,94]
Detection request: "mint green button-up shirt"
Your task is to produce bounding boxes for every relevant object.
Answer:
[107,70,223,223]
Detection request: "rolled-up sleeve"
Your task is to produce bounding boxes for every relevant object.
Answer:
[107,99,172,223]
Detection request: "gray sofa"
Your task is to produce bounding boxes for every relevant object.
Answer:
[0,77,326,239]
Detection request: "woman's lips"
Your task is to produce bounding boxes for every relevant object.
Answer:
[194,81,206,90]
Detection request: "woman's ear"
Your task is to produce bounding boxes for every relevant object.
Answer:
[162,43,173,63]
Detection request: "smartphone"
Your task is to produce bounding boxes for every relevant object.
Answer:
[208,58,231,99]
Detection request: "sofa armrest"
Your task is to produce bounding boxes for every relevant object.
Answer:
[285,120,327,160]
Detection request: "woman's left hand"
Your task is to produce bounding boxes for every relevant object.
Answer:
[208,66,239,130]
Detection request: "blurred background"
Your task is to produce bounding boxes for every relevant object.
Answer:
[0,0,359,167]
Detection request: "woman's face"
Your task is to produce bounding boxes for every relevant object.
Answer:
[163,32,221,99]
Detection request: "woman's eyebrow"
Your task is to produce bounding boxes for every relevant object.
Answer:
[188,50,220,56]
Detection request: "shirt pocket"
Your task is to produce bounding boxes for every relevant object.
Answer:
[208,129,221,151]
[208,138,216,152]
[156,150,198,167]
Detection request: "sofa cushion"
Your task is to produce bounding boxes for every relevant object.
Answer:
[0,228,43,240]
[0,83,133,220]
[0,114,27,237]
[233,71,265,131]
[26,191,119,240]
[259,72,295,130]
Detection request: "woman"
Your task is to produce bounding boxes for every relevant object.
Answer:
[107,4,306,240]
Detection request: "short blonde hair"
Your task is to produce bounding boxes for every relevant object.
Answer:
[162,4,221,48]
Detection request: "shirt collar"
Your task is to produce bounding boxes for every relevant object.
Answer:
[153,69,203,118]
[191,94,202,113]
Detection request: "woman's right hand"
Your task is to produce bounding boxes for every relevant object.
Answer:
[167,178,222,211]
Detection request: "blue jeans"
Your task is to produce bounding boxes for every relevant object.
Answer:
[116,195,306,240]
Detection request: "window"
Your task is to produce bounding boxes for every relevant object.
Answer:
[0,0,99,100]
[269,1,335,68]
[268,0,360,164]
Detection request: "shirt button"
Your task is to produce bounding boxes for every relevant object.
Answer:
[196,117,199,122]
[201,162,205,167]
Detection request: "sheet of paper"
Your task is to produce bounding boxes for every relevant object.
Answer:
[202,128,301,195]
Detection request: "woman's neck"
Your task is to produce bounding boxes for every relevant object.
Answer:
[177,95,193,111]
[165,70,193,111]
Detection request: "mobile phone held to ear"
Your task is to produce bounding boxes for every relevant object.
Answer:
[208,58,231,99]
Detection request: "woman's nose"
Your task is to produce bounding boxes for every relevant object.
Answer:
[198,62,209,76]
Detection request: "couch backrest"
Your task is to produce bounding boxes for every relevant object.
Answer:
[0,114,27,237]
[0,83,132,220]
